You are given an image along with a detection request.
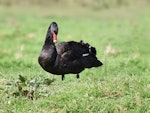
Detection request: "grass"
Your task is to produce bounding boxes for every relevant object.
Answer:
[0,4,150,113]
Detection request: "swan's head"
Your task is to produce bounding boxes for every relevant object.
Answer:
[49,22,58,43]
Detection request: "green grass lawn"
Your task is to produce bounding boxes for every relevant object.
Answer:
[0,4,150,113]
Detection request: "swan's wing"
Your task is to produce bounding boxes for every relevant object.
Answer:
[56,41,96,60]
[55,41,102,71]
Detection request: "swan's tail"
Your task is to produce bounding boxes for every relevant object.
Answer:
[80,40,103,68]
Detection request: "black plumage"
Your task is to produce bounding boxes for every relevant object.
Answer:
[38,22,103,80]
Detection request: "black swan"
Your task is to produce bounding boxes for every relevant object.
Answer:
[38,22,103,80]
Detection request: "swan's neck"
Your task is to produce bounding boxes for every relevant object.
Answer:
[39,32,57,69]
[44,32,54,46]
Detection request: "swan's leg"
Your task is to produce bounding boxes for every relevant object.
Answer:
[76,73,80,79]
[62,75,65,81]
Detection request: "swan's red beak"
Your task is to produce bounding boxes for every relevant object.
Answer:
[53,32,57,43]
